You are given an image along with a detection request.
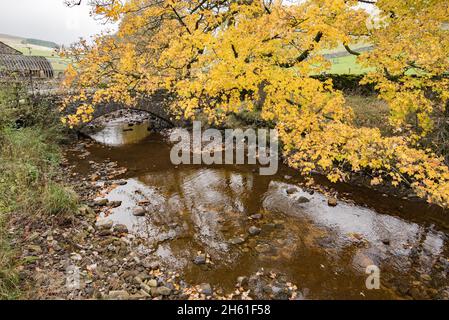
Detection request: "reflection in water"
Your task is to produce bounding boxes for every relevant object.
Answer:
[72,121,449,299]
[263,182,445,273]
[89,120,151,146]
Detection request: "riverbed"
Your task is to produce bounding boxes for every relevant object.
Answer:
[67,114,449,300]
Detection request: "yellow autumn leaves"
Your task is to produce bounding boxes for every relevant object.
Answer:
[61,0,449,207]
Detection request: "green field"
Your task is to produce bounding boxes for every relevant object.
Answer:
[328,55,374,74]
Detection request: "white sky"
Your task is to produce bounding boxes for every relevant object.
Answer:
[0,0,378,45]
[0,0,115,45]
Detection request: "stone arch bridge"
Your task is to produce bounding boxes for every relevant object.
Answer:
[38,89,178,127]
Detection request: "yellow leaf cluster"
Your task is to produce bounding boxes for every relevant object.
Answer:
[62,0,449,207]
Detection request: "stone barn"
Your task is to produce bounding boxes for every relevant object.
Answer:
[0,41,54,79]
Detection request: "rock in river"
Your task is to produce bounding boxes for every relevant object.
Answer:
[110,201,122,208]
[255,244,271,254]
[229,237,246,245]
[297,196,310,204]
[132,207,147,216]
[248,226,261,236]
[250,213,263,220]
[327,197,338,207]
[194,254,207,265]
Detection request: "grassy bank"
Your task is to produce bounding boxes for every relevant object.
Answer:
[0,84,78,299]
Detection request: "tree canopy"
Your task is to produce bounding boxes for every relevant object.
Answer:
[62,0,449,207]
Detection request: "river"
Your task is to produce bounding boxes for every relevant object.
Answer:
[67,114,449,300]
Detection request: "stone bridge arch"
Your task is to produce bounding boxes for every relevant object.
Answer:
[61,90,177,127]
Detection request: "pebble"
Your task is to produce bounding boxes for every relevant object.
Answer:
[143,261,160,270]
[250,213,263,220]
[96,218,113,230]
[98,229,113,236]
[271,285,283,295]
[95,198,109,206]
[86,264,97,272]
[297,196,310,204]
[199,283,213,296]
[140,283,152,293]
[229,237,246,245]
[148,279,158,287]
[255,244,271,254]
[134,276,143,284]
[132,207,146,217]
[420,274,432,282]
[108,290,130,300]
[110,201,122,208]
[327,197,338,207]
[248,226,261,236]
[194,254,207,265]
[237,276,248,286]
[157,286,172,296]
[70,253,82,261]
[286,187,296,195]
[113,224,128,234]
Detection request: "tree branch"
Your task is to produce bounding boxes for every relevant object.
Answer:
[171,5,192,35]
[190,0,208,14]
[231,44,239,59]
[280,31,323,68]
[344,44,361,56]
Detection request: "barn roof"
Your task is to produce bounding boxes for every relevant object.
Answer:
[0,41,22,55]
[0,54,54,78]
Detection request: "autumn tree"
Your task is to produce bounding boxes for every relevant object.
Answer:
[62,0,449,207]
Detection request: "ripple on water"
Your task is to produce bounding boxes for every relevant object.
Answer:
[73,125,449,299]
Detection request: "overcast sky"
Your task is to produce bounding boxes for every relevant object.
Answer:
[0,1,378,46]
[0,0,115,45]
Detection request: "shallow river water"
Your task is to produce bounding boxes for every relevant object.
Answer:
[69,118,449,299]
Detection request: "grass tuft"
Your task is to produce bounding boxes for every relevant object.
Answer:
[42,183,79,216]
